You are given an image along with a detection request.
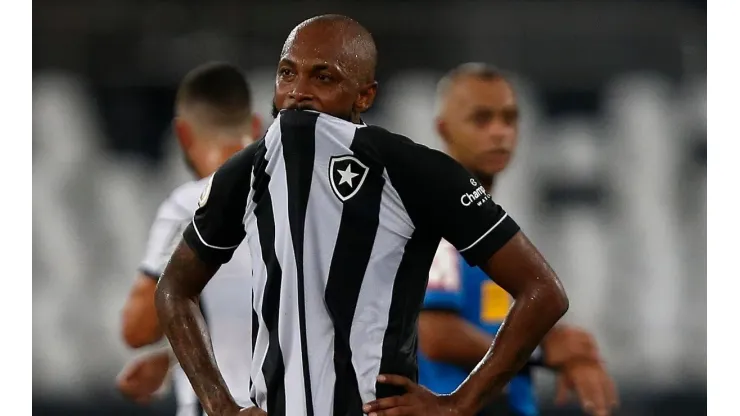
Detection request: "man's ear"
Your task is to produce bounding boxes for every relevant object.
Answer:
[174,117,193,150]
[436,117,452,145]
[355,81,378,113]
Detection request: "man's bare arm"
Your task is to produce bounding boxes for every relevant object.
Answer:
[451,232,569,413]
[121,275,163,348]
[154,240,240,416]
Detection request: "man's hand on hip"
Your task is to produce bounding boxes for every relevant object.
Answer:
[363,374,474,416]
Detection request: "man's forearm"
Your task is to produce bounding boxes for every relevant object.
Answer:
[420,311,547,371]
[155,242,239,416]
[451,286,567,413]
[419,311,494,370]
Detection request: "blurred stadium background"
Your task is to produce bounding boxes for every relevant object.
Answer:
[33,1,706,415]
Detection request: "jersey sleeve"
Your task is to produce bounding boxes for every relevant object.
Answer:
[379,131,520,267]
[423,240,465,312]
[181,144,258,266]
[138,198,191,280]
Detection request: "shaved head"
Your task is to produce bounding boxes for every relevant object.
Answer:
[435,63,506,118]
[283,14,377,84]
[274,14,379,123]
[434,63,519,183]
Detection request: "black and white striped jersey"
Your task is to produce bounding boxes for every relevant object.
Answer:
[139,178,253,416]
[182,109,520,416]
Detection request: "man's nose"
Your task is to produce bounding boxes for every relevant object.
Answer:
[487,122,512,144]
[289,77,314,102]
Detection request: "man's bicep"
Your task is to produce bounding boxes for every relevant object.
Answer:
[159,239,220,298]
[480,232,560,297]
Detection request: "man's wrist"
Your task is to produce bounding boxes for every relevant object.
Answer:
[449,389,480,416]
[450,377,504,416]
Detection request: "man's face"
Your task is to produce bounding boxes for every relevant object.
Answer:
[273,26,371,121]
[439,76,519,176]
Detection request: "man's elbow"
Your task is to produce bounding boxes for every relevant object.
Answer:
[520,277,569,323]
[542,278,569,319]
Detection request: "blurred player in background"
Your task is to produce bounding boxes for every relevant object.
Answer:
[418,63,618,416]
[117,62,261,416]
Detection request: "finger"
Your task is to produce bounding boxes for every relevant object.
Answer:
[116,366,135,383]
[376,375,418,392]
[363,395,410,413]
[599,368,620,409]
[571,368,608,415]
[122,363,146,382]
[554,375,571,405]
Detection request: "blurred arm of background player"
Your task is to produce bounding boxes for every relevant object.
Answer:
[419,295,618,412]
[118,273,172,404]
[117,62,261,405]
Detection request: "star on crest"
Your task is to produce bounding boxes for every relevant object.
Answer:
[337,164,360,187]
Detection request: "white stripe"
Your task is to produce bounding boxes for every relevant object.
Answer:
[246,211,268,408]
[458,213,509,253]
[267,134,308,416]
[316,111,367,127]
[247,120,283,410]
[301,115,360,415]
[191,218,240,250]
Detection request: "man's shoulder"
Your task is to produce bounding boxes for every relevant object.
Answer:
[350,124,440,170]
[359,124,415,147]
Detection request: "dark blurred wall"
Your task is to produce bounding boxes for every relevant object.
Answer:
[33,0,705,162]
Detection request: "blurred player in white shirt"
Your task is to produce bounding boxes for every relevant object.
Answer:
[117,62,262,416]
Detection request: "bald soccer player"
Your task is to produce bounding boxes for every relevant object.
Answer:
[418,63,618,416]
[117,62,262,416]
[156,15,568,416]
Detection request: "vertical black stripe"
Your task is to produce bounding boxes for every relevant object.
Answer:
[250,287,258,406]
[374,231,439,399]
[252,146,287,416]
[324,133,385,416]
[280,110,318,416]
